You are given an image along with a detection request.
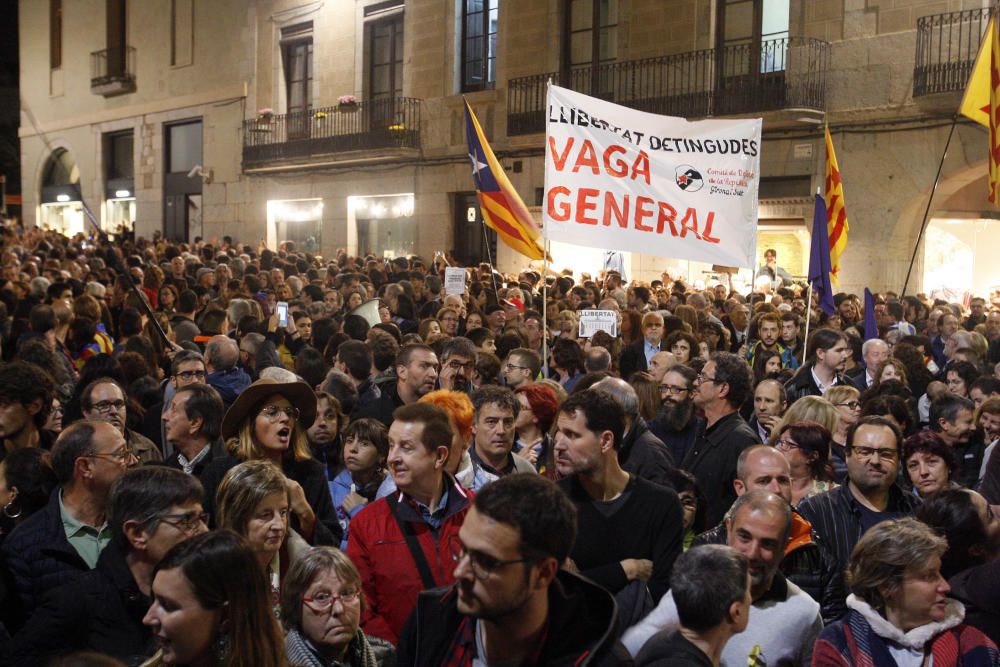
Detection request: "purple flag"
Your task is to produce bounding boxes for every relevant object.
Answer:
[808,194,836,316]
[863,288,879,340]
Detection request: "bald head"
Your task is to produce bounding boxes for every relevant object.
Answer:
[204,335,238,372]
[649,351,677,383]
[734,445,791,504]
[592,376,639,418]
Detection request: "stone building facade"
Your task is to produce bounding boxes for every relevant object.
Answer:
[17,0,999,295]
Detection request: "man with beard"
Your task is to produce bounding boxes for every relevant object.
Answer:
[555,390,683,606]
[439,337,478,393]
[307,392,345,481]
[0,360,56,456]
[469,386,536,485]
[797,416,920,578]
[624,491,822,666]
[649,364,703,464]
[353,344,439,427]
[81,379,162,464]
[746,312,794,369]
[398,474,622,665]
[750,379,787,444]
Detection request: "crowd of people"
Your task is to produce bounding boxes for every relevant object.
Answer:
[2,225,1000,665]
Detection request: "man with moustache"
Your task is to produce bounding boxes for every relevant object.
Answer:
[624,491,823,665]
[398,474,623,666]
[649,364,703,465]
[353,344,439,427]
[438,337,478,393]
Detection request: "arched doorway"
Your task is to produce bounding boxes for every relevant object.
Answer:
[39,148,85,236]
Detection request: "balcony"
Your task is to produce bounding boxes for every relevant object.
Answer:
[242,97,421,170]
[90,47,136,97]
[914,7,994,98]
[507,37,829,136]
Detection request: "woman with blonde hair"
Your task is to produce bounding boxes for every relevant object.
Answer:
[201,378,340,546]
[824,385,861,482]
[142,531,285,667]
[673,304,699,337]
[217,460,308,619]
[768,395,840,445]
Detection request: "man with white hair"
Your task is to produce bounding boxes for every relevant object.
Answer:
[592,376,675,486]
[848,338,889,391]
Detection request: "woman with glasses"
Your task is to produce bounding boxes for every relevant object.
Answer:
[142,531,285,667]
[773,420,838,506]
[281,547,396,667]
[825,385,862,482]
[201,378,342,547]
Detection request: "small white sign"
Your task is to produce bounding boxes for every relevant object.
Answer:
[793,143,813,159]
[445,267,467,295]
[578,310,618,338]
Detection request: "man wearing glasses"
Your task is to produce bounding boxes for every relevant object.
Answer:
[398,474,621,666]
[81,378,162,464]
[501,348,540,390]
[649,364,702,465]
[681,352,760,527]
[9,466,208,664]
[797,416,920,579]
[1,420,137,630]
[140,349,207,457]
[439,337,479,393]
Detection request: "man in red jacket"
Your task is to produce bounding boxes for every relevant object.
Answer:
[347,402,473,644]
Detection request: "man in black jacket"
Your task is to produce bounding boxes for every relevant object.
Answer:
[784,328,851,402]
[592,377,675,487]
[352,344,439,427]
[619,312,667,380]
[693,445,848,624]
[8,466,208,665]
[1,420,136,631]
[681,352,760,526]
[398,474,625,666]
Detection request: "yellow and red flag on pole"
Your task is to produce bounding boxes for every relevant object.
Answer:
[958,16,1000,204]
[824,126,849,285]
[464,99,546,260]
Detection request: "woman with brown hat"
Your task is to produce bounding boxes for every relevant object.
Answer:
[199,378,342,546]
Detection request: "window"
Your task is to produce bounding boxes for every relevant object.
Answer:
[562,0,617,95]
[50,0,62,69]
[368,14,403,103]
[716,0,789,75]
[281,22,313,115]
[461,0,499,92]
[166,121,202,174]
[106,132,134,180]
[106,0,127,77]
[171,0,194,67]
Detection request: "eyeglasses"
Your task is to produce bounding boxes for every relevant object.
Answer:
[159,511,209,533]
[696,374,721,385]
[174,370,206,381]
[659,384,689,395]
[849,445,899,461]
[445,360,477,373]
[89,399,126,413]
[260,405,300,422]
[448,535,529,580]
[86,445,137,463]
[303,590,361,612]
[774,438,800,452]
[441,316,459,322]
[505,363,530,372]
[836,401,862,410]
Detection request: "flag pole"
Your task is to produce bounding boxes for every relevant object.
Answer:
[541,77,553,378]
[900,114,960,298]
[480,219,501,296]
[803,283,814,365]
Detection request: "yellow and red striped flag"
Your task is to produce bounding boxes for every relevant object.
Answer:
[824,126,849,285]
[959,17,1000,203]
[464,99,546,260]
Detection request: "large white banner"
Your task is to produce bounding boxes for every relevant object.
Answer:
[543,85,761,268]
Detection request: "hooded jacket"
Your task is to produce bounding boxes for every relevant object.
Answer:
[397,570,625,666]
[206,366,252,409]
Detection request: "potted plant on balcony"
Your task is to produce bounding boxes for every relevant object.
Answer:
[257,107,274,124]
[314,110,328,124]
[337,95,358,112]
[388,123,407,147]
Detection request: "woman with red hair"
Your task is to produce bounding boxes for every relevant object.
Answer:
[514,383,560,478]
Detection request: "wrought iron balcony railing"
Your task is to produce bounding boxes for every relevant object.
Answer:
[508,36,829,135]
[90,46,136,96]
[242,97,421,168]
[914,7,995,97]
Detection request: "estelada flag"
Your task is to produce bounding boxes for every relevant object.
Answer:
[464,99,546,260]
[824,126,849,285]
[959,16,1000,203]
